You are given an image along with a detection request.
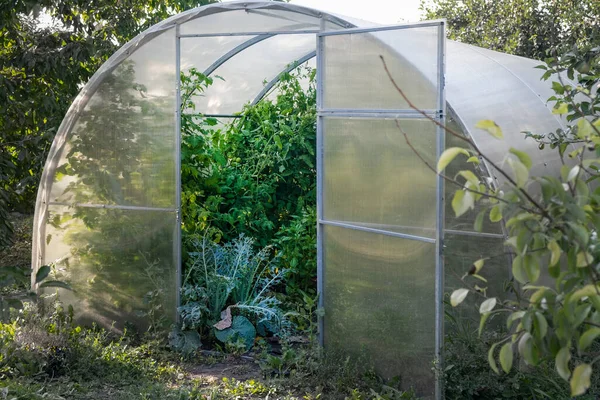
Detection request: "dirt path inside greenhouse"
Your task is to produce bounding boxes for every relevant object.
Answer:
[185,356,263,383]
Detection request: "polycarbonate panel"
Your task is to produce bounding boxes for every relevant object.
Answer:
[47,30,176,208]
[323,225,435,397]
[179,9,321,35]
[41,205,177,332]
[180,36,253,78]
[186,34,316,114]
[444,233,510,322]
[322,27,439,110]
[446,41,566,186]
[323,118,437,238]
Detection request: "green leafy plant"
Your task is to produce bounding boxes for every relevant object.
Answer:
[426,46,600,396]
[179,234,288,350]
[1,264,69,323]
[180,66,318,300]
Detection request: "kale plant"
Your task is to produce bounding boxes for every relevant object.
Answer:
[179,234,288,349]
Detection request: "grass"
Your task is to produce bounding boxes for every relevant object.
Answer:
[0,306,416,400]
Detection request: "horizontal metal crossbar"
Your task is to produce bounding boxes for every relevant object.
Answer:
[445,229,505,239]
[318,219,436,244]
[317,20,445,37]
[179,29,321,38]
[48,202,177,213]
[318,109,441,119]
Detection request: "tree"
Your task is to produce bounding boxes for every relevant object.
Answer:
[0,0,216,247]
[420,0,600,60]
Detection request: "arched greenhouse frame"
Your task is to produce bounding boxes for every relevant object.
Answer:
[31,2,571,398]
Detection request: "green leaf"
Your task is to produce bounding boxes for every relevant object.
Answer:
[214,315,256,351]
[523,254,540,283]
[507,158,529,188]
[35,265,51,284]
[473,258,485,274]
[479,298,496,314]
[534,312,548,341]
[577,119,595,139]
[457,170,480,187]
[509,148,532,170]
[556,347,571,381]
[489,205,503,222]
[567,165,581,182]
[518,332,539,366]
[479,312,491,337]
[512,255,538,283]
[452,190,474,217]
[507,311,525,329]
[273,134,282,150]
[450,288,469,307]
[548,240,561,267]
[512,255,527,284]
[475,120,503,139]
[437,147,470,172]
[570,284,600,304]
[488,343,500,374]
[570,364,592,397]
[474,210,485,232]
[499,342,513,374]
[552,103,569,114]
[578,327,600,352]
[576,252,593,268]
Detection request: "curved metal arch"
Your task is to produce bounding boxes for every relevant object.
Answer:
[201,34,275,77]
[251,50,316,105]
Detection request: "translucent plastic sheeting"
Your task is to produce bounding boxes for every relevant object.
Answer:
[47,30,177,209]
[446,41,566,186]
[323,225,436,397]
[323,118,437,238]
[179,8,323,35]
[34,29,178,332]
[444,233,511,324]
[180,36,253,78]
[41,205,177,332]
[185,34,316,115]
[321,27,439,110]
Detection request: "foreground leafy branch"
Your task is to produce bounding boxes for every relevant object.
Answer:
[381,44,600,396]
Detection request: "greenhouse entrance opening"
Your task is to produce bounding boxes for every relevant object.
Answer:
[177,21,446,398]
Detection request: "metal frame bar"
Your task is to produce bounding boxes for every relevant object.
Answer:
[48,202,177,213]
[445,229,503,239]
[175,25,183,315]
[201,34,275,77]
[319,108,439,115]
[179,29,321,38]
[184,113,242,118]
[316,31,325,348]
[251,50,316,105]
[317,20,445,37]
[319,220,436,244]
[434,21,446,400]
[318,111,436,119]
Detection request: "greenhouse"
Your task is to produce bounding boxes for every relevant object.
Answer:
[30,1,570,398]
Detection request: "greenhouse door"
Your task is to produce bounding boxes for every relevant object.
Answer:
[316,21,445,399]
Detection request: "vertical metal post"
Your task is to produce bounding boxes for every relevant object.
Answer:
[316,27,325,347]
[174,25,182,316]
[434,21,446,400]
